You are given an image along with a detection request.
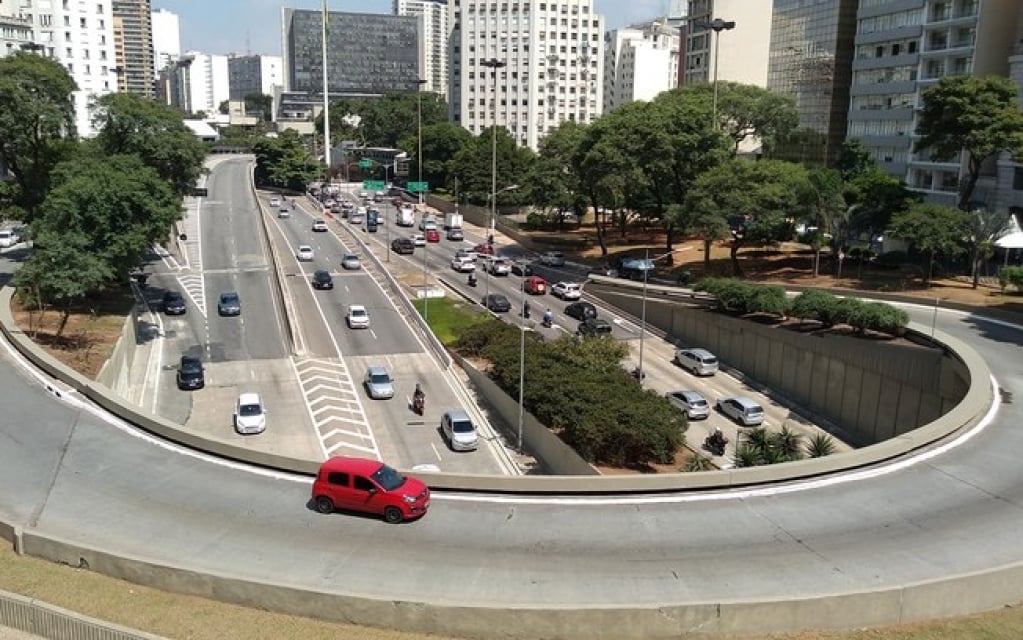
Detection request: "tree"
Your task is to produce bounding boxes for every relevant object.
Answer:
[916,76,1023,210]
[91,92,207,198]
[844,167,921,238]
[887,202,969,284]
[243,92,273,122]
[323,91,448,150]
[0,51,78,223]
[801,168,846,277]
[448,127,534,206]
[402,121,472,196]
[253,131,321,192]
[835,139,874,182]
[685,82,799,156]
[528,121,588,224]
[964,208,1009,289]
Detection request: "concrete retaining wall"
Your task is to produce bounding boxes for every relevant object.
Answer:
[0,586,165,640]
[95,314,135,393]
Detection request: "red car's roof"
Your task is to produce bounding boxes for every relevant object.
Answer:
[319,456,384,475]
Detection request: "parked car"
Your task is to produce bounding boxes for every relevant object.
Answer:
[441,408,479,452]
[446,228,465,241]
[425,228,441,243]
[311,456,430,523]
[312,219,328,232]
[510,260,533,276]
[577,317,613,337]
[451,256,476,273]
[364,365,395,399]
[341,254,361,270]
[162,290,187,315]
[296,244,314,261]
[564,301,597,320]
[522,275,548,295]
[482,293,511,312]
[412,233,426,247]
[311,270,333,290]
[347,304,370,329]
[176,355,204,390]
[540,251,566,267]
[551,281,582,300]
[716,396,765,427]
[665,390,710,420]
[234,392,267,434]
[391,238,415,255]
[474,243,495,256]
[674,348,719,376]
[217,291,241,316]
[487,258,511,276]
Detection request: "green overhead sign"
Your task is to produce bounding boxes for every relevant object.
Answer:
[407,181,429,193]
[362,180,386,191]
[357,159,373,169]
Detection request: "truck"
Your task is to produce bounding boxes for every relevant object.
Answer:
[396,205,415,227]
[444,212,463,230]
[366,209,379,232]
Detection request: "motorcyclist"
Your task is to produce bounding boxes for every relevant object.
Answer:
[543,308,554,326]
[709,427,728,447]
[522,301,531,318]
[468,271,478,286]
[413,383,425,408]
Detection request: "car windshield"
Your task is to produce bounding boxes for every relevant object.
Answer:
[344,255,358,262]
[493,295,508,304]
[370,372,391,384]
[238,403,262,417]
[372,464,406,491]
[748,406,764,416]
[703,356,718,364]
[451,420,474,433]
[352,309,366,317]
[181,359,201,373]
[692,399,708,407]
[165,293,183,302]
[221,294,238,304]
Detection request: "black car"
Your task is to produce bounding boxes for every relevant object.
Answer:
[311,269,333,290]
[217,291,241,316]
[162,290,186,315]
[482,293,511,313]
[176,355,204,390]
[391,238,415,255]
[446,228,465,241]
[564,301,597,321]
[510,260,533,276]
[577,317,613,337]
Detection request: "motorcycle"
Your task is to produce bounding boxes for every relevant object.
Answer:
[542,316,553,329]
[467,274,478,288]
[703,433,728,456]
[412,392,425,415]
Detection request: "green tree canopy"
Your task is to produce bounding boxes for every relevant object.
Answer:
[322,91,448,149]
[253,131,321,192]
[448,127,534,206]
[887,202,969,283]
[685,82,799,156]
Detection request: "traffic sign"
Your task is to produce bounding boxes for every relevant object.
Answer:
[362,180,386,191]
[407,181,429,193]
[357,159,373,169]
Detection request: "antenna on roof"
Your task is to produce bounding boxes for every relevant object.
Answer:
[245,28,251,56]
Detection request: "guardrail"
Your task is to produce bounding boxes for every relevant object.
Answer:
[250,165,298,356]
[0,587,165,640]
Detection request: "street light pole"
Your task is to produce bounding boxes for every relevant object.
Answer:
[705,18,736,129]
[321,0,332,178]
[517,283,527,453]
[417,79,426,206]
[638,249,649,379]
[481,58,506,240]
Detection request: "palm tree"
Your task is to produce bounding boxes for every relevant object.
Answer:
[682,454,713,472]
[743,427,772,457]
[771,425,804,462]
[802,168,847,277]
[805,432,837,458]
[733,442,763,468]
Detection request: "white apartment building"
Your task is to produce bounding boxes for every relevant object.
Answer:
[603,18,681,113]
[394,0,449,99]
[683,0,773,89]
[0,0,33,58]
[16,0,118,136]
[448,0,604,151]
[163,51,229,119]
[150,7,179,76]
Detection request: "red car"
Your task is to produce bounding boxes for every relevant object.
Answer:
[311,457,430,523]
[474,243,495,256]
[425,228,441,243]
[523,275,548,295]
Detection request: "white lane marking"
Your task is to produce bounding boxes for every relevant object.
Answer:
[430,442,442,462]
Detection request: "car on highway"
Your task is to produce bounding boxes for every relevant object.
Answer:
[176,355,204,390]
[269,197,281,207]
[665,390,710,420]
[311,270,333,290]
[349,211,364,225]
[441,408,479,452]
[474,243,495,256]
[564,301,597,320]
[456,248,478,261]
[446,228,464,241]
[162,290,187,315]
[486,258,511,276]
[363,366,395,400]
[312,219,328,232]
[341,200,354,211]
[341,254,361,270]
[419,218,438,231]
[510,260,533,276]
[311,456,430,523]
[277,206,291,219]
[674,348,719,376]
[0,229,20,248]
[539,251,566,267]
[217,291,241,316]
[716,396,765,427]
[234,392,267,435]
[482,293,511,313]
[346,304,370,329]
[391,238,415,255]
[425,228,441,243]
[577,317,613,337]
[358,189,369,199]
[451,256,476,272]
[296,245,314,261]
[412,233,426,247]
[522,275,548,295]
[551,281,582,300]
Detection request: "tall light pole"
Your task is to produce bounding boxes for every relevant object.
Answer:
[481,58,506,240]
[321,0,332,178]
[704,18,736,129]
[637,249,686,379]
[517,279,527,453]
[417,78,427,206]
[483,184,518,305]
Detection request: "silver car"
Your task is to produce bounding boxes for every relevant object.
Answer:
[217,291,241,316]
[341,254,361,270]
[716,396,765,427]
[665,390,710,420]
[363,366,395,399]
[674,348,719,376]
[441,408,479,451]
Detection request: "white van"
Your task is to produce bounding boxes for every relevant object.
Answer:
[0,229,19,248]
[674,348,719,376]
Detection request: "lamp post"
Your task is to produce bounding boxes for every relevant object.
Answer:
[703,18,736,129]
[417,79,427,206]
[321,0,332,178]
[637,248,687,379]
[481,58,506,240]
[517,277,527,453]
[483,184,519,305]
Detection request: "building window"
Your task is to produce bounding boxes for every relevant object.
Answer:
[1013,168,1023,191]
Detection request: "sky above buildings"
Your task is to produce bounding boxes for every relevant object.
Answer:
[156,0,677,57]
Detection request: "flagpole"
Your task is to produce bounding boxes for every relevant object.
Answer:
[321,0,331,180]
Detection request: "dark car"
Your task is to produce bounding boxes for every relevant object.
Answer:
[577,317,613,337]
[162,290,186,315]
[446,228,465,241]
[391,238,415,255]
[482,293,511,313]
[311,269,333,290]
[176,355,204,390]
[217,291,241,316]
[564,301,597,320]
[510,260,533,276]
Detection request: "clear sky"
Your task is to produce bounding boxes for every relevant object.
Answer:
[155,0,678,57]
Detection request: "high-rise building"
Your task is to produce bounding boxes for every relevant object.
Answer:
[996,3,1023,215]
[16,1,118,136]
[683,0,773,89]
[848,0,1017,207]
[161,51,230,118]
[767,0,857,166]
[281,9,420,95]
[448,0,605,150]
[394,0,449,99]
[228,54,283,100]
[0,1,33,59]
[603,18,681,113]
[150,7,180,76]
[112,0,155,99]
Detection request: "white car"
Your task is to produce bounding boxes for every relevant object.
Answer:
[441,409,479,452]
[455,248,478,262]
[451,256,476,272]
[716,396,765,427]
[419,218,438,231]
[234,392,267,435]
[269,197,281,207]
[486,258,511,276]
[0,229,20,248]
[540,251,566,267]
[551,282,582,300]
[346,304,370,329]
[296,245,314,261]
[312,219,328,232]
[665,390,710,420]
[412,233,426,247]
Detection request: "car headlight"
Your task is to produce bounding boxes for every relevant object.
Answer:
[403,494,417,504]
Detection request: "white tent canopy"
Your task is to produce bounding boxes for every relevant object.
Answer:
[995,214,1023,249]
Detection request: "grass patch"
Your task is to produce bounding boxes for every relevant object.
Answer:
[412,297,488,345]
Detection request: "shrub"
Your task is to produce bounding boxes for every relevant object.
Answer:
[790,289,839,325]
[749,285,790,316]
[695,278,758,314]
[875,250,907,270]
[999,266,1023,293]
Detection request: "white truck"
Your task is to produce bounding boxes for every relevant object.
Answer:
[396,205,416,227]
[444,212,463,230]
